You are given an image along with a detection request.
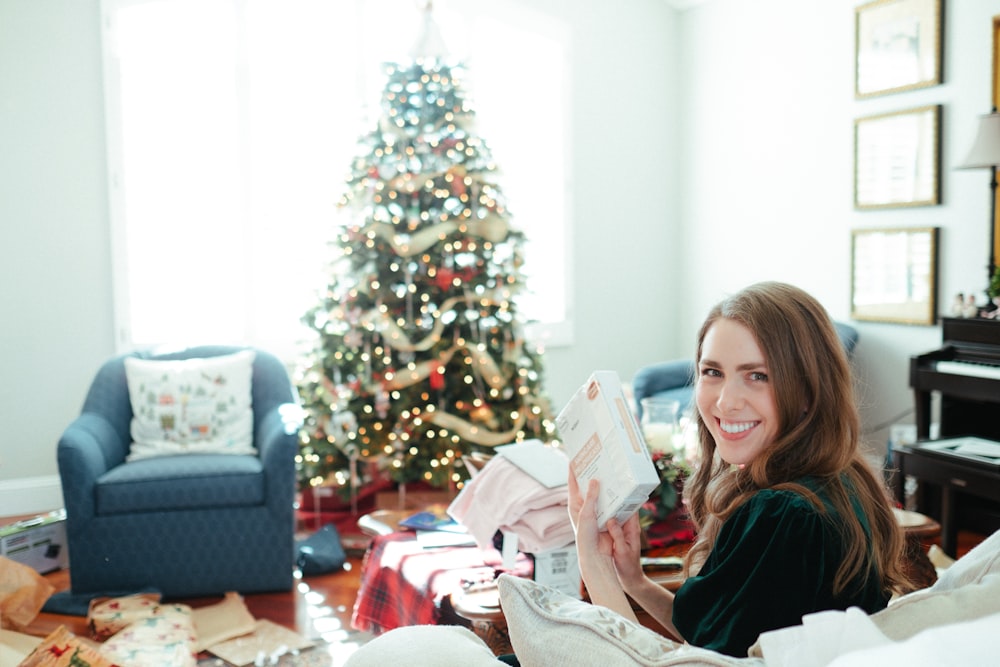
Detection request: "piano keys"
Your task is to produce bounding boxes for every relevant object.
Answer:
[901,317,1000,555]
[909,317,1000,442]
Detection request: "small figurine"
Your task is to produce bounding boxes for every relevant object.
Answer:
[951,292,965,317]
[962,294,979,318]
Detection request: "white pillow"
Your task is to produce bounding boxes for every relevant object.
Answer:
[342,625,504,667]
[870,528,1000,641]
[930,527,1000,591]
[124,350,256,460]
[496,574,759,666]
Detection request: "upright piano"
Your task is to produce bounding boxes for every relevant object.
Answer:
[899,317,1000,554]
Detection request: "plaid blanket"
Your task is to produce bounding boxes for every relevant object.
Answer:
[351,532,532,634]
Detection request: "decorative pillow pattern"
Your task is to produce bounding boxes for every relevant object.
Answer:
[99,604,197,666]
[496,574,758,666]
[124,350,256,460]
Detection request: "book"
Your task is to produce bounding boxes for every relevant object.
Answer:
[399,507,468,533]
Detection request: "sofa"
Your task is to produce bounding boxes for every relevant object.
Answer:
[632,322,859,419]
[343,528,1000,666]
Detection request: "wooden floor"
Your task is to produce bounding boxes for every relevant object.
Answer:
[6,512,374,662]
[4,512,989,662]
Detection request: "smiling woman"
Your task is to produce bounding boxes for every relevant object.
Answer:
[101,0,571,358]
[564,281,915,660]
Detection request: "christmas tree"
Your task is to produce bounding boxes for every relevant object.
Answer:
[295,37,556,498]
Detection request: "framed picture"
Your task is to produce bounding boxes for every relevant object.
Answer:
[855,0,943,98]
[854,105,940,209]
[993,15,1000,278]
[851,226,939,325]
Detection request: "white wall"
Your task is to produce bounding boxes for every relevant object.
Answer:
[674,0,1000,455]
[2,0,997,514]
[0,0,115,514]
[0,0,680,514]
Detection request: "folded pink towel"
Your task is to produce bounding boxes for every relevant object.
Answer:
[448,456,573,553]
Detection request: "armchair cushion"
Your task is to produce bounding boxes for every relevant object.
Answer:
[95,454,265,515]
[124,350,256,460]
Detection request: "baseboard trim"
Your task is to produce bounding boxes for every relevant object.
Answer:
[0,475,63,517]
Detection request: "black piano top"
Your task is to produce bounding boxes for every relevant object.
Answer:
[941,317,1000,351]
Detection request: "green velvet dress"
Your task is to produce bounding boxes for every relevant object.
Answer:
[672,478,890,657]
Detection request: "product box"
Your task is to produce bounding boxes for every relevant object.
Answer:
[0,509,69,574]
[533,544,581,599]
[556,371,659,529]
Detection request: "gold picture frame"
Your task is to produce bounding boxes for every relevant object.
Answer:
[993,15,1000,276]
[851,227,939,325]
[854,105,941,209]
[855,0,943,98]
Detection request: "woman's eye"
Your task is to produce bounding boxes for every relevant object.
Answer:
[701,368,721,378]
[749,371,768,382]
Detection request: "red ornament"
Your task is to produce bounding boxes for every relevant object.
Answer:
[430,362,445,390]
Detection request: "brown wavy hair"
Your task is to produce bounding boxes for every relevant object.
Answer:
[683,281,912,597]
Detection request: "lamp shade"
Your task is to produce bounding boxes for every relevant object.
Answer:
[958,113,1000,169]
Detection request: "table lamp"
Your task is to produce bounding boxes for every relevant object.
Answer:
[958,112,1000,282]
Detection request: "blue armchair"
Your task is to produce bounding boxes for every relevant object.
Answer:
[633,322,859,418]
[57,345,301,599]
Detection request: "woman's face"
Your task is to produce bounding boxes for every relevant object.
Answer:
[695,318,779,466]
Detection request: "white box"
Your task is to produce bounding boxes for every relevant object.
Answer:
[533,545,581,599]
[0,509,69,574]
[556,371,659,529]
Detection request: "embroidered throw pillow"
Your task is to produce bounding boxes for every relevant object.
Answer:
[124,350,256,460]
[496,574,755,666]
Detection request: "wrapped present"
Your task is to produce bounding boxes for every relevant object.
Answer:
[16,625,115,667]
[87,592,161,641]
[99,605,197,667]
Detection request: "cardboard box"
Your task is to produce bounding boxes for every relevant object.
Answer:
[556,371,659,529]
[0,509,69,574]
[533,544,581,599]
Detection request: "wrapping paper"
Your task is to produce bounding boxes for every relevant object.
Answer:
[0,556,55,630]
[87,592,161,641]
[99,605,197,667]
[15,626,115,667]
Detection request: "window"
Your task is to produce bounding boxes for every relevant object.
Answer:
[102,0,571,359]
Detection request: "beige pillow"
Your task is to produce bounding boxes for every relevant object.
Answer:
[496,574,758,666]
[871,528,1000,642]
[124,350,256,460]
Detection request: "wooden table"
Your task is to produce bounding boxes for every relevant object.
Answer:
[450,541,691,655]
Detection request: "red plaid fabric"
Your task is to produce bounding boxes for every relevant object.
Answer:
[351,532,532,634]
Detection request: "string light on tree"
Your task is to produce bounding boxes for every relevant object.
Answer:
[294,4,555,496]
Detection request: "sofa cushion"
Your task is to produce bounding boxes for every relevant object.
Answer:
[869,528,1000,641]
[497,574,759,666]
[124,350,256,460]
[96,454,265,515]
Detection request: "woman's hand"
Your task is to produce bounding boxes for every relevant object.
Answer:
[568,472,614,559]
[568,471,638,620]
[607,512,645,591]
[569,471,645,593]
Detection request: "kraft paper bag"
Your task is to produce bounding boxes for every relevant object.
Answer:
[0,556,54,631]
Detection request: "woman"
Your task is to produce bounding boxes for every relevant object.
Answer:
[570,281,912,658]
